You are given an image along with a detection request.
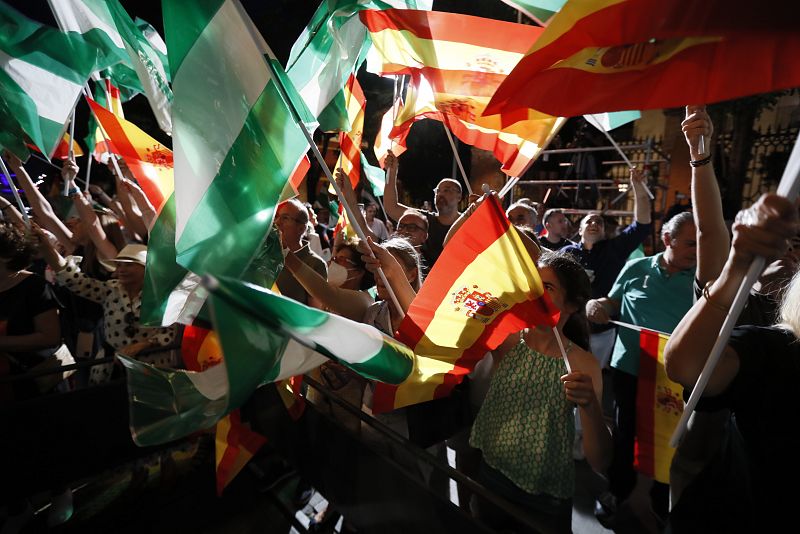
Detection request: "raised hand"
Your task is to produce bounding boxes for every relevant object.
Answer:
[682,105,713,160]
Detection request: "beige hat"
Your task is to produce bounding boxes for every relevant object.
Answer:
[99,244,147,272]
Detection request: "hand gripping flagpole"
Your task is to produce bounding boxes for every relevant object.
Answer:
[262,61,404,319]
[670,132,800,447]
[80,88,128,191]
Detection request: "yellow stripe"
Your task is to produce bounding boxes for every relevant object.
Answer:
[652,333,682,484]
[118,120,176,200]
[527,0,626,55]
[549,36,721,73]
[214,414,232,470]
[371,28,526,74]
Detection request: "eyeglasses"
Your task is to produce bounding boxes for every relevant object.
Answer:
[433,187,460,195]
[124,311,137,338]
[276,213,305,225]
[397,222,427,233]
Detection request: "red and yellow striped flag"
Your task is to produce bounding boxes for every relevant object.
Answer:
[27,133,83,160]
[361,9,563,176]
[335,74,366,189]
[90,79,124,159]
[485,0,800,118]
[635,329,682,484]
[215,408,267,496]
[373,95,408,168]
[373,194,560,412]
[180,325,223,372]
[86,96,173,213]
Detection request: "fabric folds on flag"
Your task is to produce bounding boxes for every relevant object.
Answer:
[373,194,560,413]
[164,0,311,280]
[335,74,367,190]
[635,329,682,484]
[362,9,562,176]
[215,409,267,496]
[484,0,800,118]
[498,0,565,25]
[0,3,109,158]
[181,324,223,372]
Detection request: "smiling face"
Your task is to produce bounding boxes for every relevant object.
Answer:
[395,212,428,247]
[579,214,605,245]
[275,201,307,248]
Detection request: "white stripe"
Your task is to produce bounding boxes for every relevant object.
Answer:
[162,272,206,326]
[47,0,126,50]
[272,339,326,381]
[185,361,229,401]
[292,314,385,365]
[172,0,272,240]
[0,50,82,124]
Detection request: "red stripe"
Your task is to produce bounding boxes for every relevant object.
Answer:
[492,37,800,117]
[86,97,166,209]
[487,1,799,114]
[181,325,210,372]
[395,195,511,347]
[286,375,306,420]
[339,134,361,188]
[216,410,242,496]
[289,155,310,193]
[346,74,366,108]
[635,329,659,478]
[359,9,543,54]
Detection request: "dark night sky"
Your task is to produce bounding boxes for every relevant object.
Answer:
[6,1,562,205]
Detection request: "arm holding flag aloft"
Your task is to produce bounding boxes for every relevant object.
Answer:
[630,167,652,225]
[359,237,417,314]
[665,194,798,396]
[107,158,147,241]
[335,168,379,243]
[116,168,157,230]
[0,197,25,230]
[382,151,412,222]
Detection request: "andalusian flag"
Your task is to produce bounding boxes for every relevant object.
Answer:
[636,329,682,484]
[362,9,564,176]
[86,96,173,211]
[585,111,640,132]
[287,0,432,132]
[373,194,560,412]
[49,0,173,134]
[164,0,313,280]
[215,409,266,496]
[485,0,800,118]
[499,0,565,25]
[0,3,109,158]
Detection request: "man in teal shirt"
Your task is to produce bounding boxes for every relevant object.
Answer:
[586,211,696,525]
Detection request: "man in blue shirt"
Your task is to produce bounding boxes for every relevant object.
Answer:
[586,211,697,525]
[563,168,653,369]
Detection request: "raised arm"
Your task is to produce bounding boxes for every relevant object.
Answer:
[5,152,74,251]
[108,159,148,240]
[683,105,729,286]
[119,172,157,229]
[283,250,373,322]
[62,160,119,262]
[382,151,413,222]
[630,167,652,224]
[334,168,377,242]
[664,194,798,395]
[0,197,27,230]
[360,237,417,313]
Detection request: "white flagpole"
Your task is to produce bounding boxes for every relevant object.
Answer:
[0,156,30,227]
[84,154,93,193]
[670,132,800,447]
[440,114,474,196]
[498,176,520,199]
[263,62,404,318]
[552,327,572,374]
[81,89,127,186]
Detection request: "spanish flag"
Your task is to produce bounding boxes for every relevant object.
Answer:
[86,96,173,213]
[87,78,124,159]
[335,74,366,190]
[635,329,683,484]
[373,194,560,412]
[181,324,223,372]
[26,133,83,160]
[361,9,563,176]
[485,0,800,118]
[215,408,267,496]
[373,94,408,167]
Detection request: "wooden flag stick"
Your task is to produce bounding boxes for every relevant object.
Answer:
[440,114,474,196]
[670,131,800,447]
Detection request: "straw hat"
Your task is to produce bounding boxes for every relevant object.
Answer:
[99,244,147,272]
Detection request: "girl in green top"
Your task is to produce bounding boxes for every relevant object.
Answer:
[470,252,612,533]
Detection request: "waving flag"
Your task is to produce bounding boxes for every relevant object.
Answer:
[362,9,563,175]
[335,74,367,189]
[636,329,682,484]
[499,0,565,24]
[215,409,267,496]
[373,194,560,412]
[485,0,800,118]
[49,0,173,134]
[373,96,408,167]
[0,3,109,158]
[164,0,312,280]
[287,0,432,132]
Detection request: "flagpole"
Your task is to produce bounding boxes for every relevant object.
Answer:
[585,115,654,200]
[498,176,519,199]
[552,327,572,374]
[0,156,30,227]
[262,62,404,318]
[670,132,800,448]
[439,114,474,196]
[81,89,127,187]
[610,320,669,337]
[84,154,93,193]
[63,107,77,196]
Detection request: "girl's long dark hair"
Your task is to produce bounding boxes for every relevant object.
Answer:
[537,250,592,351]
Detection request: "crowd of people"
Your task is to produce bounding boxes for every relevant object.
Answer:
[2,103,799,533]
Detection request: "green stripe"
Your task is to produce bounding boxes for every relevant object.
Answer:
[174,77,308,278]
[163,0,226,80]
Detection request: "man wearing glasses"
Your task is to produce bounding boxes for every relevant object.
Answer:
[275,199,327,305]
[384,153,463,270]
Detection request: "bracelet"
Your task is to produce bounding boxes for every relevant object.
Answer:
[66,187,81,197]
[690,154,713,167]
[702,280,728,312]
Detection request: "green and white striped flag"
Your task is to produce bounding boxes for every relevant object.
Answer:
[121,276,413,446]
[0,3,106,158]
[287,0,432,133]
[585,111,641,132]
[48,0,173,134]
[164,0,313,280]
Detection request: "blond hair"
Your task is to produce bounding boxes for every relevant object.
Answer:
[778,270,800,336]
